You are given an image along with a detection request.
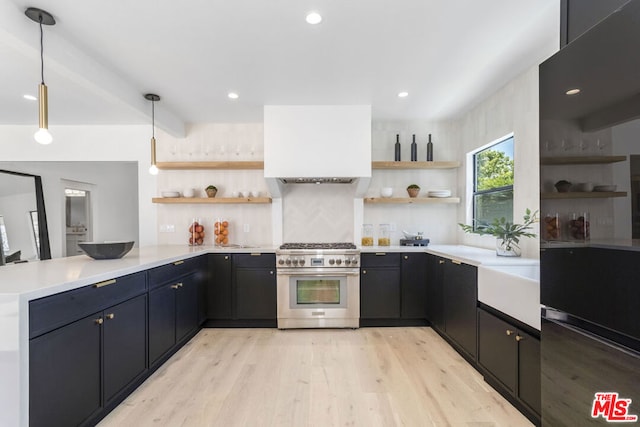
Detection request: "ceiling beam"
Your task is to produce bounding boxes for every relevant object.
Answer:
[0,1,186,137]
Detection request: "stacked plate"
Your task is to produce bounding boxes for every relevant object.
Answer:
[427,189,452,198]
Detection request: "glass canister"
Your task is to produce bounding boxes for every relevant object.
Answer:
[568,212,590,241]
[361,223,374,246]
[188,218,205,246]
[214,218,230,246]
[378,223,390,246]
[543,212,561,241]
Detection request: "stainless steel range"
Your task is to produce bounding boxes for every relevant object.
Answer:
[276,243,360,329]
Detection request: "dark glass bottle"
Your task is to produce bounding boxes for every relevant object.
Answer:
[411,134,417,161]
[394,134,401,161]
[427,134,434,161]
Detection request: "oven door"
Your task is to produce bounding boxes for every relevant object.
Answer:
[277,268,360,329]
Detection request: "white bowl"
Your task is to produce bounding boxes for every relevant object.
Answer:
[183,188,195,198]
[572,182,594,192]
[380,187,393,198]
[231,191,239,198]
[593,184,617,192]
[240,190,250,198]
[250,190,261,198]
[161,191,181,198]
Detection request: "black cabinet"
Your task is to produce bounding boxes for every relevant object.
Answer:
[360,252,427,325]
[400,253,427,319]
[233,253,277,322]
[149,261,200,366]
[29,291,147,427]
[478,307,540,423]
[425,254,445,331]
[443,259,477,359]
[560,0,630,47]
[360,253,401,320]
[207,254,232,319]
[30,313,102,427]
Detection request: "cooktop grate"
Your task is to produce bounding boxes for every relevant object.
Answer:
[279,242,357,250]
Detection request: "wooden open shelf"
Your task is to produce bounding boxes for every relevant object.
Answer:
[372,161,460,169]
[540,191,627,200]
[364,197,460,204]
[156,161,264,170]
[540,155,626,165]
[152,197,272,204]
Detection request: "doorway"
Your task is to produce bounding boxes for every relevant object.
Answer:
[63,181,94,257]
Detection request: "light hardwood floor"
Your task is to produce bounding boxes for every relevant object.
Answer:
[98,327,532,427]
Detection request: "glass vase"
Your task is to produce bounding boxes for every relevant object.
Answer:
[496,237,521,257]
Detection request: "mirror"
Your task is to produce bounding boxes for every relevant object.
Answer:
[0,170,51,265]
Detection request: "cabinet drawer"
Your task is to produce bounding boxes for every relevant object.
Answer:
[232,253,275,268]
[148,256,200,289]
[361,252,401,267]
[29,271,147,338]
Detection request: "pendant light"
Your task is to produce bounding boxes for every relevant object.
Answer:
[25,8,55,145]
[144,94,161,175]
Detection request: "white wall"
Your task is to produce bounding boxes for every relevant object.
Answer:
[0,125,156,253]
[454,66,546,259]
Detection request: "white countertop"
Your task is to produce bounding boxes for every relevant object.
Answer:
[0,245,277,301]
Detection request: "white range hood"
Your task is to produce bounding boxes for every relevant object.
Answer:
[264,105,372,197]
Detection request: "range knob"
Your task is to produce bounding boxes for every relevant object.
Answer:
[299,258,306,266]
[350,257,358,266]
[292,258,299,266]
[336,259,342,265]
[278,259,285,265]
[285,258,292,266]
[345,259,351,265]
[328,258,335,265]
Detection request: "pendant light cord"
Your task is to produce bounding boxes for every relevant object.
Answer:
[151,99,155,138]
[39,15,45,85]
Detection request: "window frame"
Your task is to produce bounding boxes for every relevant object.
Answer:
[470,134,514,231]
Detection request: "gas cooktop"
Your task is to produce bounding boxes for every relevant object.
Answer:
[279,242,357,250]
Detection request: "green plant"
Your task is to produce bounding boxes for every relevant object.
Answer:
[458,208,538,252]
[407,184,420,189]
[205,185,217,191]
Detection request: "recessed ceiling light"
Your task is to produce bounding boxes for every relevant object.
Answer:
[228,92,239,99]
[23,94,37,101]
[565,88,581,95]
[398,91,409,98]
[306,11,322,25]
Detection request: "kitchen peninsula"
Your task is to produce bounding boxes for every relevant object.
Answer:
[0,243,538,426]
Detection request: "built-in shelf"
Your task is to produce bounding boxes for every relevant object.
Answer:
[156,161,264,170]
[152,197,272,204]
[540,155,626,165]
[540,191,627,200]
[371,161,460,169]
[364,197,460,204]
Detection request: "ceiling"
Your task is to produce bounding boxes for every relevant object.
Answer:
[0,0,559,137]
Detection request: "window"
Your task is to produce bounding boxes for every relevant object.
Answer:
[472,135,514,229]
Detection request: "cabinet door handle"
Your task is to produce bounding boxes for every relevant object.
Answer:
[515,335,524,342]
[173,260,184,266]
[224,255,229,260]
[439,260,445,264]
[270,271,274,275]
[106,313,115,320]
[362,270,367,274]
[171,282,183,289]
[94,279,116,288]
[404,255,409,260]
[250,253,261,256]
[506,329,514,336]
[451,259,462,265]
[375,253,386,256]
[95,318,103,325]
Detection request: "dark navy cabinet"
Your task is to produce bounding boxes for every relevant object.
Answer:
[29,272,148,427]
[425,254,445,331]
[442,259,477,360]
[206,254,232,320]
[233,253,277,324]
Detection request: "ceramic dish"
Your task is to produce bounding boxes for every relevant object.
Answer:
[161,191,181,198]
[427,190,452,198]
[593,185,617,192]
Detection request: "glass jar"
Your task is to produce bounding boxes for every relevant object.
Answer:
[543,212,561,241]
[188,217,205,246]
[568,212,590,241]
[361,223,374,246]
[214,218,230,246]
[378,224,390,246]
